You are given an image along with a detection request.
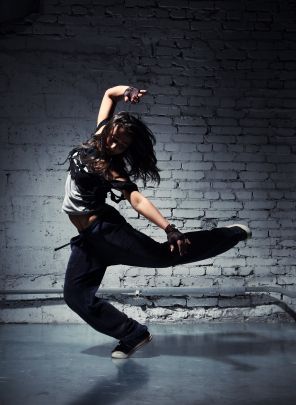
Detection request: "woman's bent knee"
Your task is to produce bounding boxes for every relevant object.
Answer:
[63,283,80,310]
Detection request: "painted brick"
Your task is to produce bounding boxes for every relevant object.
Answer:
[187,191,203,199]
[174,171,205,180]
[179,200,210,209]
[204,210,238,219]
[211,201,243,210]
[172,209,205,219]
[0,0,295,324]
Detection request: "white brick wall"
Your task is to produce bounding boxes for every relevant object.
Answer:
[0,0,295,323]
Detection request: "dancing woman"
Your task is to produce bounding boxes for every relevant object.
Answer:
[59,85,251,359]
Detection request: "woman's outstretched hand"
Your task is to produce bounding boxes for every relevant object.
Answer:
[165,224,191,257]
[124,87,147,104]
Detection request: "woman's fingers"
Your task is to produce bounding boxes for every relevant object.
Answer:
[169,238,191,256]
[177,238,191,256]
[139,90,147,96]
[125,89,147,103]
[124,87,147,103]
[132,91,146,103]
[132,90,147,103]
[178,240,186,256]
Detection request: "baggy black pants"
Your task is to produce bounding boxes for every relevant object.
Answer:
[63,207,246,344]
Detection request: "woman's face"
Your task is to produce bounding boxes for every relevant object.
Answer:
[105,125,132,155]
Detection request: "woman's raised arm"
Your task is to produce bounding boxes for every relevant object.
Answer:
[96,86,147,126]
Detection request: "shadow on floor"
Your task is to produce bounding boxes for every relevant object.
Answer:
[67,358,149,405]
[82,331,296,367]
[66,331,296,405]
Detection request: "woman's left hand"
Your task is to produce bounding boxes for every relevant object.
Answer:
[165,225,191,257]
[124,87,147,104]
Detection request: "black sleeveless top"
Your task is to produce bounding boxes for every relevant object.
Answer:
[63,119,138,210]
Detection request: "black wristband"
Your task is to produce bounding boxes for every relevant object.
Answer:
[123,87,132,97]
[123,86,139,100]
[164,224,176,234]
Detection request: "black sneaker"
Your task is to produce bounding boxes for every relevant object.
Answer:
[111,331,152,359]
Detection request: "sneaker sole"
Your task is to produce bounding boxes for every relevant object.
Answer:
[111,334,153,359]
[226,224,252,239]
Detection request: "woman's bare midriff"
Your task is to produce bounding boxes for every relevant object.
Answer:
[68,213,99,232]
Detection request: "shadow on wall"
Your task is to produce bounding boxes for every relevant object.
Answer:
[0,0,40,24]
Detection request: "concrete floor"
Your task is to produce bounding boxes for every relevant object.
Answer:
[0,323,296,405]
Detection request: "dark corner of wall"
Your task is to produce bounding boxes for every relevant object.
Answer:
[0,0,41,28]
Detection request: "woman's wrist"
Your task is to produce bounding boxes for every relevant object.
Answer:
[164,224,176,234]
[106,86,130,99]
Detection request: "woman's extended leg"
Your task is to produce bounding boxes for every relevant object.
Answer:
[84,219,248,269]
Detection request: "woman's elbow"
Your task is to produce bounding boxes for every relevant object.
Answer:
[128,191,143,209]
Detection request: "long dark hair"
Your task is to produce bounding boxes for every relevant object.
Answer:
[77,112,160,186]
